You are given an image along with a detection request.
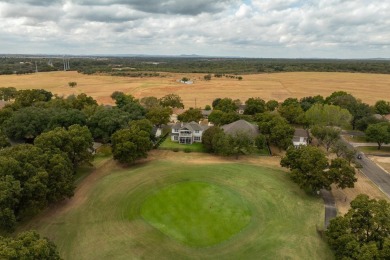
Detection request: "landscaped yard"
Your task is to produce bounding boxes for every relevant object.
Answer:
[159,137,206,152]
[22,156,333,259]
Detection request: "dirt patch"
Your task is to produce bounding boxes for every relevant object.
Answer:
[146,150,283,169]
[368,156,390,173]
[332,170,390,215]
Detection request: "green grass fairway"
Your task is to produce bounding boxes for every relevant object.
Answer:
[23,157,333,259]
[141,181,251,247]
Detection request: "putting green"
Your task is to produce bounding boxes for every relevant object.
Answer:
[141,181,251,247]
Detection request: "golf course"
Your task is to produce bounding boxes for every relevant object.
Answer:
[22,152,333,259]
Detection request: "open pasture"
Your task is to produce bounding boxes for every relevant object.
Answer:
[1,71,390,108]
[21,154,333,259]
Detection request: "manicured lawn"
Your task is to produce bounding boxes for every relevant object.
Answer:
[342,134,367,143]
[159,137,205,152]
[24,158,333,259]
[141,181,251,247]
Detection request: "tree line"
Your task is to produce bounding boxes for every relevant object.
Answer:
[1,56,390,75]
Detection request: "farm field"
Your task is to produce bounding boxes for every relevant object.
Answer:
[20,152,333,259]
[1,71,390,108]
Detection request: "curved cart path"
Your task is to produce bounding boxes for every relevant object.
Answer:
[320,189,337,228]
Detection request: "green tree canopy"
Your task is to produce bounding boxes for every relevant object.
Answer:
[111,123,153,164]
[0,230,61,259]
[13,89,53,108]
[265,100,279,111]
[365,122,390,150]
[202,126,224,153]
[140,96,160,109]
[178,108,203,122]
[146,106,172,126]
[281,146,356,192]
[299,95,324,111]
[244,97,266,115]
[326,194,390,259]
[159,94,184,109]
[311,125,341,151]
[34,125,94,171]
[3,107,51,141]
[87,106,133,143]
[305,103,352,127]
[214,98,238,113]
[0,87,17,101]
[375,100,390,115]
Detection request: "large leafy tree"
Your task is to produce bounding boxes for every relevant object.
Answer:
[13,89,53,108]
[159,94,184,109]
[3,107,51,141]
[375,100,390,115]
[140,96,160,109]
[265,100,279,111]
[34,125,94,171]
[202,126,224,152]
[256,112,294,150]
[305,103,352,127]
[111,120,153,164]
[0,174,21,232]
[178,108,202,122]
[278,103,306,124]
[299,95,324,111]
[0,87,17,101]
[146,106,172,126]
[365,122,390,150]
[208,110,240,126]
[326,91,372,130]
[66,93,98,110]
[0,145,74,229]
[0,230,61,259]
[244,97,266,115]
[87,106,132,143]
[214,98,238,113]
[111,91,145,119]
[311,125,341,151]
[281,146,356,192]
[326,194,390,259]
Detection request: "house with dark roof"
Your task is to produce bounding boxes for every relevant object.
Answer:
[293,128,309,147]
[171,121,209,144]
[201,109,212,119]
[221,119,259,139]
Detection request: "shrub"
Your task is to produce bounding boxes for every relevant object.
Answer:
[172,148,179,152]
[184,148,192,153]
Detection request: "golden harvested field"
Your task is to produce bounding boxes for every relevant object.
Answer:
[1,71,390,107]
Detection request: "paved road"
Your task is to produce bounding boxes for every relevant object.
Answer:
[349,142,390,148]
[341,136,390,198]
[320,189,337,228]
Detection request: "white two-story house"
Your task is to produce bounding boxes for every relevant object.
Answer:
[171,121,209,144]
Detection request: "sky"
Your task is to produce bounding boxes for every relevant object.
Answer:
[0,0,389,58]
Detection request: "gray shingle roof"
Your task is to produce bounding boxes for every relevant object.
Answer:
[294,129,309,138]
[221,119,259,138]
[171,121,203,131]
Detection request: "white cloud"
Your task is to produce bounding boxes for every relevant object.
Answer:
[0,0,389,58]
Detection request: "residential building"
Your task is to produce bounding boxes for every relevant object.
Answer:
[293,129,309,147]
[171,121,209,144]
[221,119,259,139]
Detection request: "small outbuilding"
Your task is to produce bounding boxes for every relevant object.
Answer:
[292,129,309,147]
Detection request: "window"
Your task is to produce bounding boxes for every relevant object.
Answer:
[174,136,178,140]
[195,130,200,133]
[174,129,179,132]
[194,136,201,141]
